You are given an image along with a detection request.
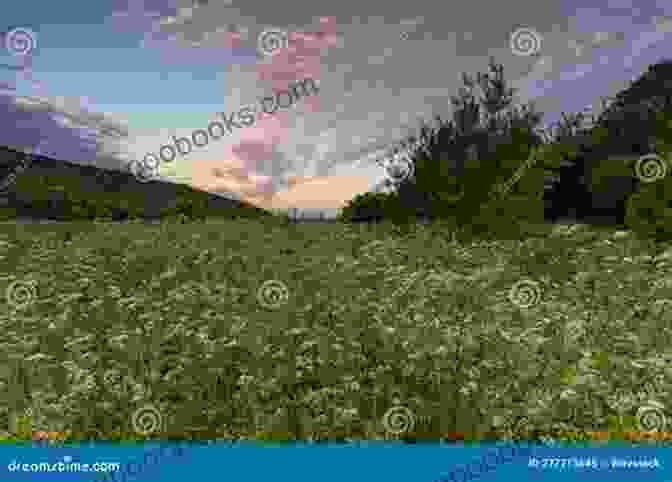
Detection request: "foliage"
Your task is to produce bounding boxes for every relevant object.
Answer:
[585,58,672,160]
[1,218,672,443]
[367,57,547,230]
[6,57,672,445]
[338,191,414,224]
[580,108,672,226]
[625,176,672,241]
[525,58,672,224]
[7,172,270,222]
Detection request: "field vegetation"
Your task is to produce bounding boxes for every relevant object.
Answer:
[2,57,672,446]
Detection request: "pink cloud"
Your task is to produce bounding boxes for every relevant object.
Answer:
[187,17,339,207]
[220,17,337,197]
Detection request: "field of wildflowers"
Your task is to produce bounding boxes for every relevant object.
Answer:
[1,217,671,445]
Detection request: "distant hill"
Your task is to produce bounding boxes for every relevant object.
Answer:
[0,145,272,222]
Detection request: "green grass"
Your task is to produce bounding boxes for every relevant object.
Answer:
[1,217,672,445]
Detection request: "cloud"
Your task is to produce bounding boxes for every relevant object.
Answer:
[5,0,672,217]
[0,86,128,170]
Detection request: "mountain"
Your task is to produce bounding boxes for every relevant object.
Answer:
[0,145,271,221]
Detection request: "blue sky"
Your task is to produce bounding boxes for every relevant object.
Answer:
[2,0,672,216]
[1,1,258,130]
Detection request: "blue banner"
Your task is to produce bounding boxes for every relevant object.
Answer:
[1,441,671,482]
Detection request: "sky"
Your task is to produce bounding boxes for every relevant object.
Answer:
[1,0,672,217]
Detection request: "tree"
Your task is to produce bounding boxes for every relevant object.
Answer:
[377,57,546,224]
[559,58,672,224]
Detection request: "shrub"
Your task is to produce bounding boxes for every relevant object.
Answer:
[589,109,672,232]
[338,192,396,223]
[582,155,639,220]
[625,175,672,240]
[434,132,546,226]
[374,58,546,233]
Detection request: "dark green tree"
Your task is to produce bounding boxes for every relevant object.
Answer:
[375,57,547,229]
[551,58,672,225]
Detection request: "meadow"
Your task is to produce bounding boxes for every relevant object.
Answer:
[1,216,672,445]
[2,56,672,448]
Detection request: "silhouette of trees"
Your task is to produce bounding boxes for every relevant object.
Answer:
[374,57,545,225]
